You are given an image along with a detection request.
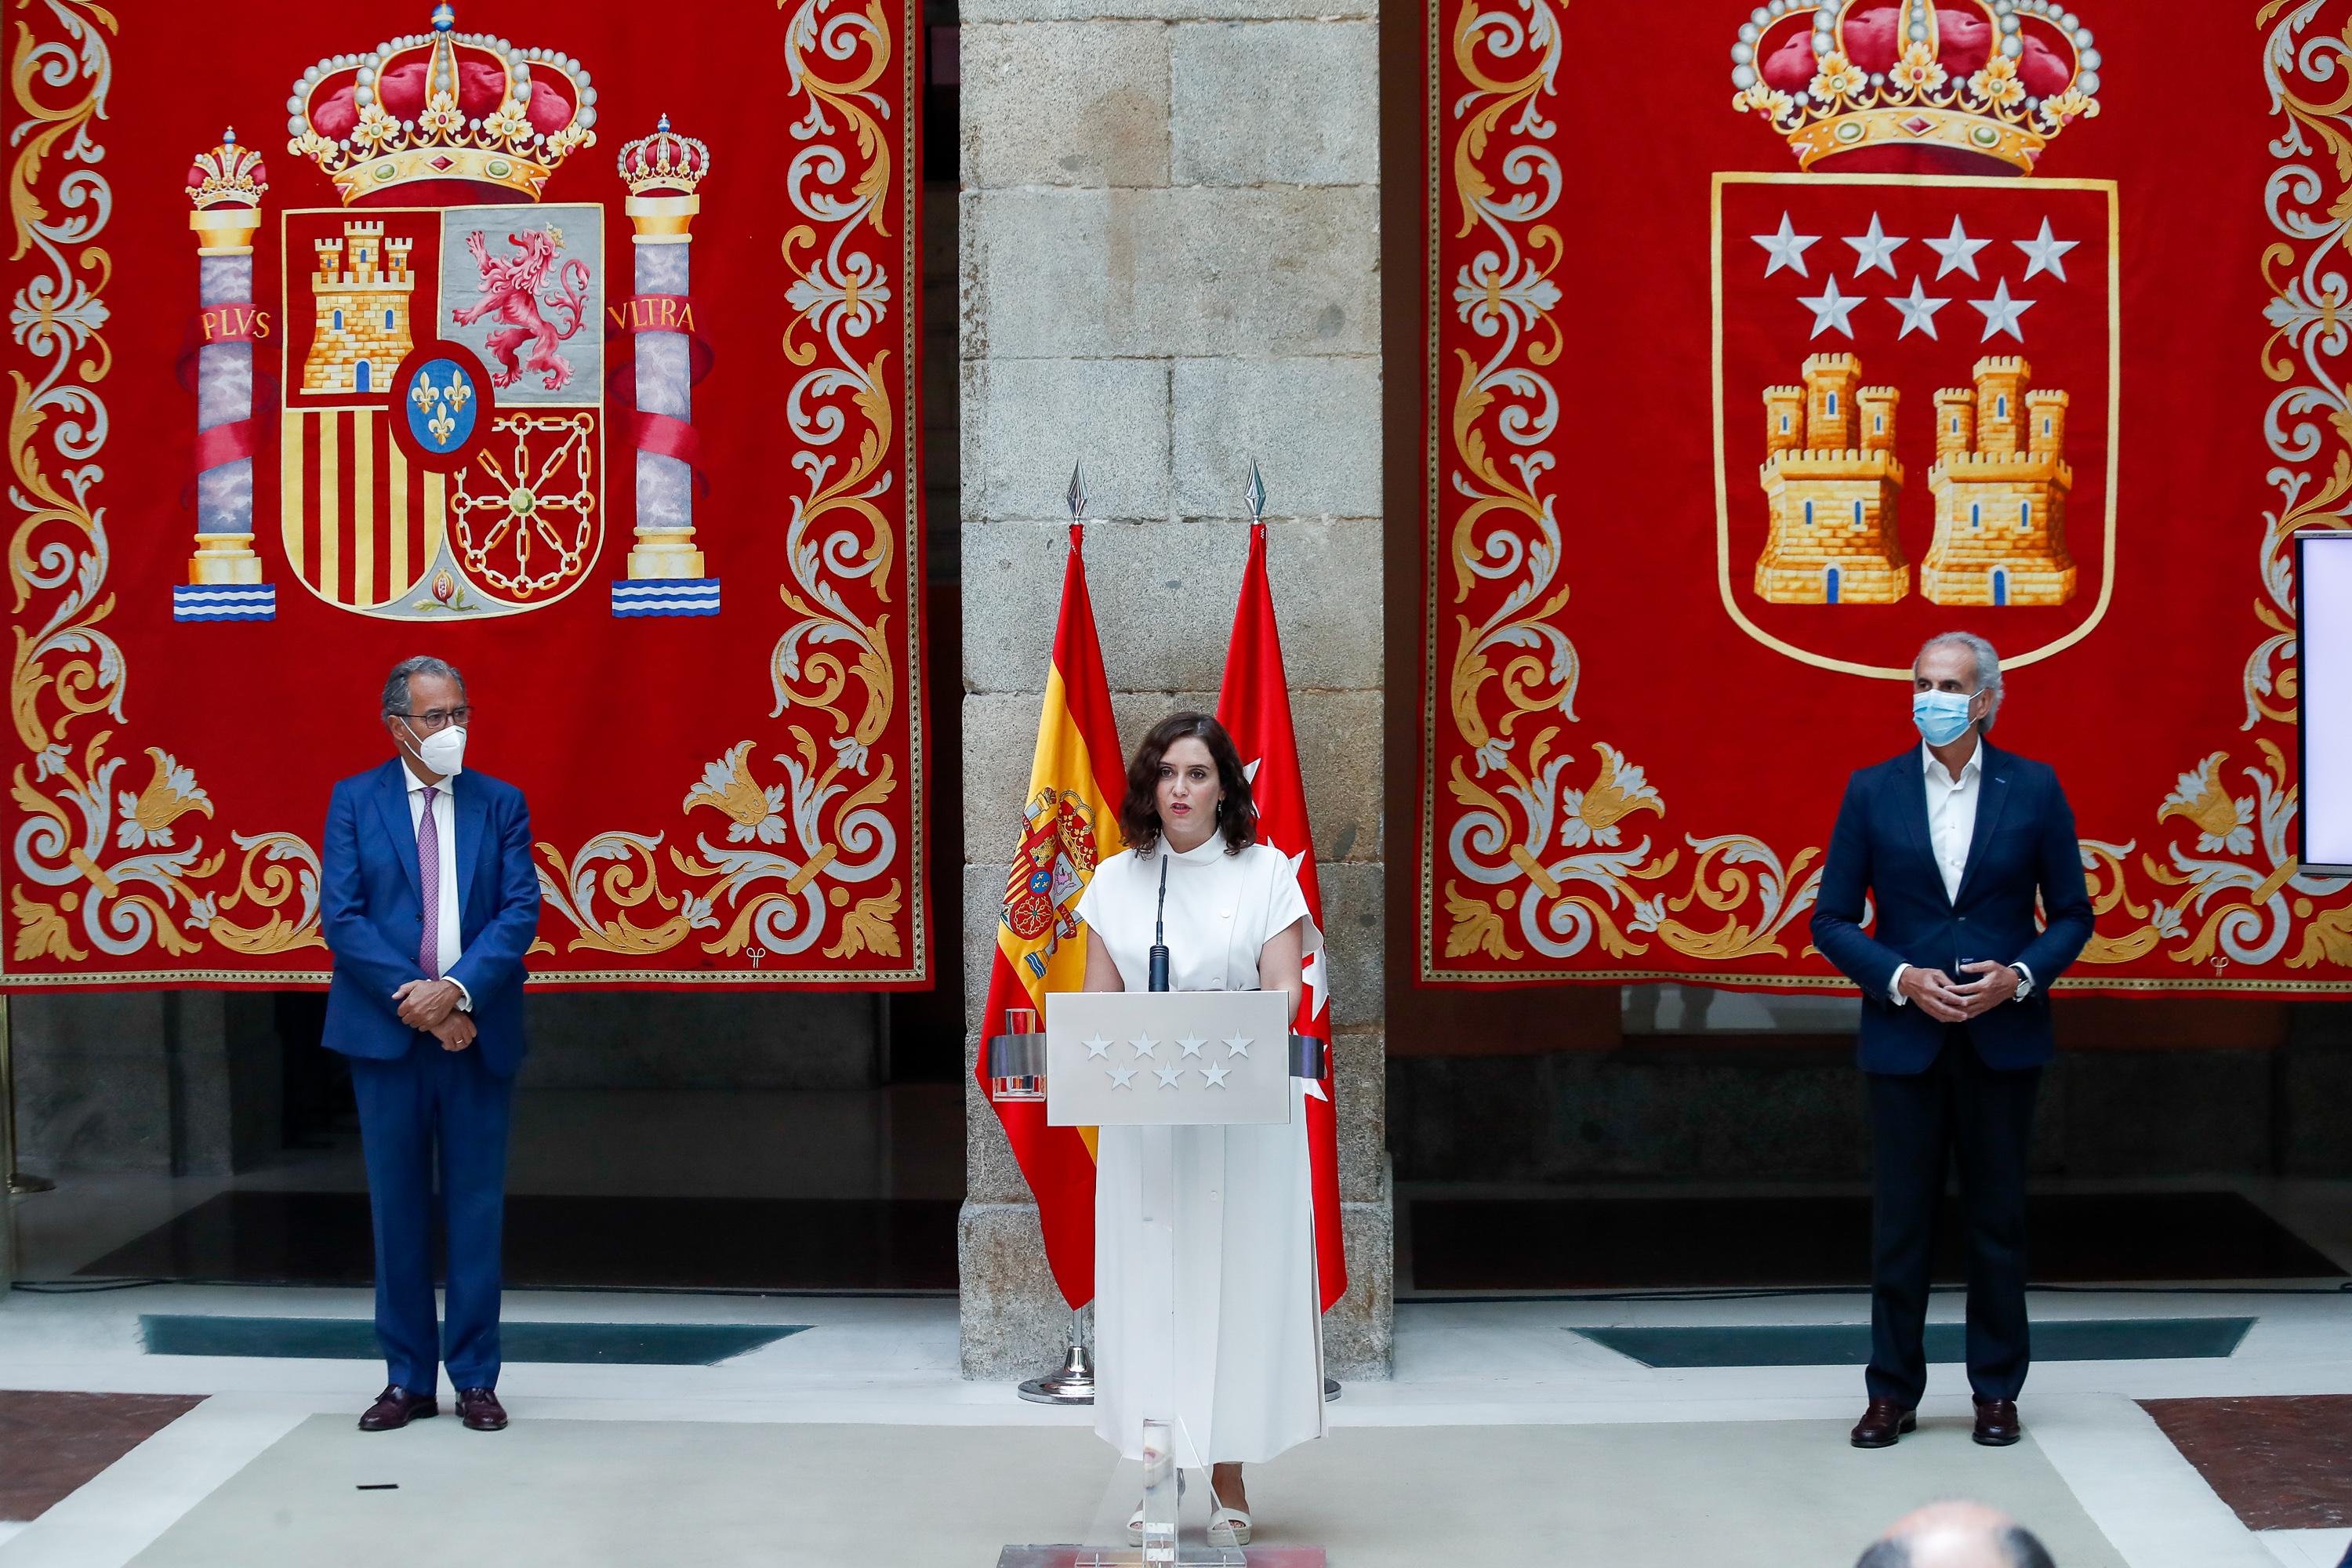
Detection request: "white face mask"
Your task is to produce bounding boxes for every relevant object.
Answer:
[407,724,466,779]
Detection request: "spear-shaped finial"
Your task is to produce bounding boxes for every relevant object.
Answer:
[1066,461,1089,521]
[1243,460,1267,523]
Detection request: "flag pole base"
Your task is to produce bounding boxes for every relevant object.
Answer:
[8,1171,53,1196]
[1017,1337,1095,1405]
[1324,1377,1340,1402]
[1018,1307,1095,1405]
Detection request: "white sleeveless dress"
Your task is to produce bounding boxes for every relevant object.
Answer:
[1074,833,1327,1467]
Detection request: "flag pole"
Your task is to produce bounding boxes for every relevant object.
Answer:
[1014,462,1099,1406]
[1236,462,1343,1402]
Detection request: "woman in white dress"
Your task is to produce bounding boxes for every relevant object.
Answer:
[1075,712,1327,1548]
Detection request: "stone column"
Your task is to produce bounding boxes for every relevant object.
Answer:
[958,3,1388,1377]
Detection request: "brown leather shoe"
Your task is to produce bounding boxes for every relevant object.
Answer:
[1973,1399,2022,1446]
[457,1387,508,1432]
[359,1385,438,1432]
[1849,1398,1917,1448]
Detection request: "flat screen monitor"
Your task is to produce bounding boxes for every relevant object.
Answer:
[2302,529,2352,876]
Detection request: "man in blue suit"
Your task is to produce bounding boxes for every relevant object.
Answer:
[1812,633,2094,1452]
[322,655,541,1433]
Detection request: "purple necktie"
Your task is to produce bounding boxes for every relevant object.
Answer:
[418,786,441,979]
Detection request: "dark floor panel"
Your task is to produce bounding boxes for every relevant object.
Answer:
[140,1315,806,1365]
[2142,1395,2352,1531]
[1578,1316,2253,1369]
[79,1192,958,1292]
[0,1390,205,1522]
[1407,1191,2344,1291]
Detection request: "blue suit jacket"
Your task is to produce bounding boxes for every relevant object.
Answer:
[1809,739,2095,1074]
[321,758,540,1078]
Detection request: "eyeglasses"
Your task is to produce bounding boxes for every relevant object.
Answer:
[390,706,473,732]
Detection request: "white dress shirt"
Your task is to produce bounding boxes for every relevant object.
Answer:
[403,764,472,1011]
[1889,738,2033,1006]
[1924,739,1980,902]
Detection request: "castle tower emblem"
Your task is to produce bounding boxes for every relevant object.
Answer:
[1920,357,2076,606]
[1754,354,1909,604]
[301,222,418,396]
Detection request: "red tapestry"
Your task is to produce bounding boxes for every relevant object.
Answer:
[4,0,930,987]
[1418,0,2352,993]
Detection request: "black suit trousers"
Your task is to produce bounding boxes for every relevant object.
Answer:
[1866,1025,2040,1407]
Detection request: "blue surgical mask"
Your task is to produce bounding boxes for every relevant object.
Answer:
[1912,690,1977,747]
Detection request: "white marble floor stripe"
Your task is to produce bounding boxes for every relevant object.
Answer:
[2259,1530,2352,1568]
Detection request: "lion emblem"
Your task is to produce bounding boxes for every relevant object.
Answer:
[451,227,591,392]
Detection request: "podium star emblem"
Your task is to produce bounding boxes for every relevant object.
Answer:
[1176,1033,1206,1057]
[1129,1033,1157,1059]
[1201,1062,1230,1088]
[1106,1063,1137,1088]
[1083,1034,1112,1058]
[1222,1033,1252,1058]
[1154,1064,1184,1089]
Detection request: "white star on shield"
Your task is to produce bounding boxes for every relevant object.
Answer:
[1969,278,2034,343]
[1925,216,1993,281]
[1887,278,1951,340]
[1751,212,1820,278]
[1843,213,1907,278]
[1796,276,1862,339]
[2013,218,2078,283]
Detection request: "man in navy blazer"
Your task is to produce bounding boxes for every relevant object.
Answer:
[322,655,540,1433]
[1812,633,2093,1453]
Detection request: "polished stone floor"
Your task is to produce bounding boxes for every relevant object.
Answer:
[118,1416,2132,1567]
[2141,1396,2352,1533]
[4,1151,2350,1565]
[1,1259,2349,1565]
[0,1392,201,1526]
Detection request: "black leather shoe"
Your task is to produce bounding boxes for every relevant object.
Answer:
[1973,1399,2022,1446]
[359,1385,438,1432]
[1849,1398,1917,1448]
[457,1387,508,1432]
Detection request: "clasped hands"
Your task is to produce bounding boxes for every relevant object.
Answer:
[1897,961,2019,1024]
[392,977,474,1051]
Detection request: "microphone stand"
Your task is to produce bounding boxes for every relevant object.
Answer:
[1148,851,1171,993]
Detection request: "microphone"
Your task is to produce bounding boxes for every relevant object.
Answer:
[1148,852,1171,993]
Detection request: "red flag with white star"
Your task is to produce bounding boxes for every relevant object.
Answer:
[1218,521,1348,1312]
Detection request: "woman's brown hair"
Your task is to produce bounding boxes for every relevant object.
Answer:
[1119,711,1257,855]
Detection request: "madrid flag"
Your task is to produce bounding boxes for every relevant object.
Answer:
[981,527,1127,1308]
[1218,521,1349,1312]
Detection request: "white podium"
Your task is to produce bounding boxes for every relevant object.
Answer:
[1045,991,1291,1130]
[989,990,1326,1568]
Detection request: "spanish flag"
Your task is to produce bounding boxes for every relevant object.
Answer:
[979,524,1125,1308]
[1218,520,1349,1312]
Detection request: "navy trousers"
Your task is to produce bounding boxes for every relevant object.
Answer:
[1865,1025,2040,1408]
[349,1037,514,1394]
